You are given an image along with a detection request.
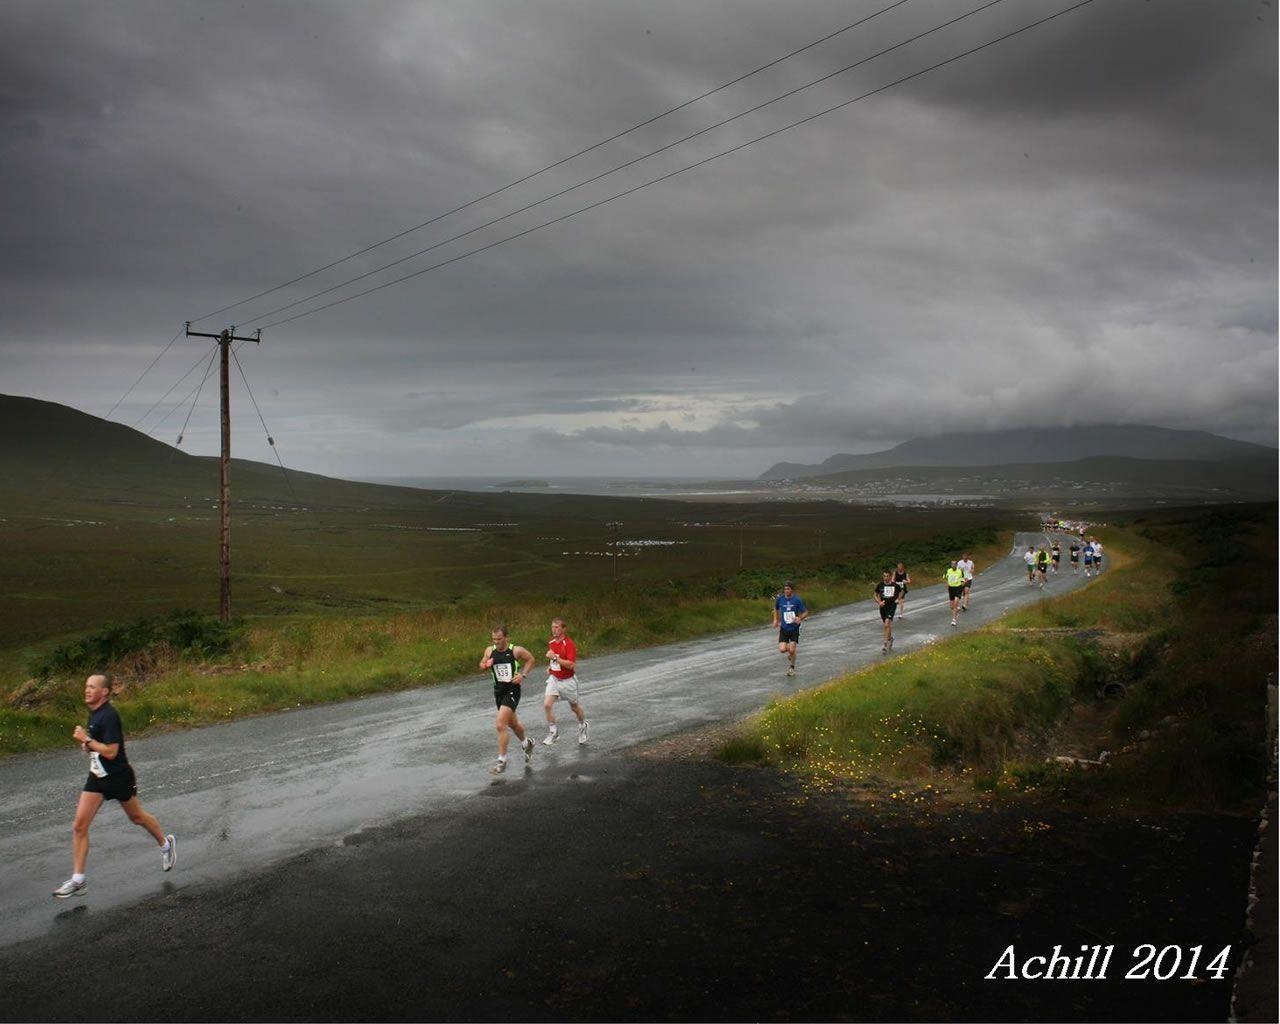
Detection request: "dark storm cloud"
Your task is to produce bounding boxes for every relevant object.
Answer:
[1,0,1275,476]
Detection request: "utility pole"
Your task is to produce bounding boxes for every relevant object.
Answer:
[607,521,622,583]
[185,323,261,622]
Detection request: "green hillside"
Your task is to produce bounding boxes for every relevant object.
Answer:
[0,394,1010,676]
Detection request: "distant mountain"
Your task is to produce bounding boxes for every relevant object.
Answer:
[796,454,1277,499]
[760,425,1275,480]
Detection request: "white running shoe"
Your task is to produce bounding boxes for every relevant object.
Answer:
[786,666,796,677]
[523,737,535,763]
[162,834,177,872]
[578,720,589,745]
[52,878,86,899]
[489,759,508,775]
[542,730,558,746]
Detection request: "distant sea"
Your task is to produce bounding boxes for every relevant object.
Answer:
[354,475,757,498]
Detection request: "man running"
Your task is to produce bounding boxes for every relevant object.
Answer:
[1023,545,1037,585]
[1050,540,1061,574]
[479,624,536,774]
[874,569,900,653]
[1082,539,1095,578]
[893,562,911,617]
[945,561,965,627]
[542,617,588,746]
[1036,546,1050,587]
[1091,538,1104,573]
[772,580,809,677]
[957,553,975,611]
[1069,540,1080,574]
[53,674,176,899]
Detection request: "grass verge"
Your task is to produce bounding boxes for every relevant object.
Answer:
[720,505,1276,812]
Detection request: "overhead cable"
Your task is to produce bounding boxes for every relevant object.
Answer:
[246,0,1008,328]
[132,343,218,431]
[255,0,1095,332]
[231,346,296,498]
[105,327,185,421]
[188,0,914,325]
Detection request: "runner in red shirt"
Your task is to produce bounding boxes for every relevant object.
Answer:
[542,618,589,746]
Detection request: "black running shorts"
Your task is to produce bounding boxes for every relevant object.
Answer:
[778,626,800,645]
[493,682,522,711]
[84,765,138,802]
[879,603,897,621]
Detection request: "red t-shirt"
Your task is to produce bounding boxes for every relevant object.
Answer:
[547,636,577,679]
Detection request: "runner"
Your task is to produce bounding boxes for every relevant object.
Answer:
[772,580,809,677]
[1091,537,1104,573]
[1069,539,1080,574]
[479,624,536,774]
[52,674,176,899]
[1023,545,1037,585]
[892,562,911,617]
[874,569,900,653]
[1082,539,1095,578]
[957,553,975,611]
[1050,540,1061,574]
[541,617,588,746]
[945,561,965,627]
[1036,546,1050,587]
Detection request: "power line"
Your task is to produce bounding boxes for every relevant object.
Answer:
[150,346,218,439]
[189,0,915,326]
[255,0,1095,332]
[105,327,185,421]
[231,345,296,499]
[132,343,218,431]
[245,0,1007,329]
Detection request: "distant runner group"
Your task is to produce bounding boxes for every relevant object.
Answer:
[774,527,1100,675]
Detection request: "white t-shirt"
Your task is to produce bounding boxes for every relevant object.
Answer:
[957,558,974,581]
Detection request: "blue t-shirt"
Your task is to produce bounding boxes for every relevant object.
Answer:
[87,701,130,775]
[774,595,807,630]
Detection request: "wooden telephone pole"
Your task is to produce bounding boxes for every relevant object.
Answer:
[185,323,261,622]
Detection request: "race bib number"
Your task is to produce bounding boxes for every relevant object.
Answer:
[782,610,796,625]
[88,752,107,778]
[549,658,561,672]
[883,585,895,598]
[493,662,514,683]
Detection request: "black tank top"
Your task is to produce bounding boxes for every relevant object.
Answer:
[489,646,518,685]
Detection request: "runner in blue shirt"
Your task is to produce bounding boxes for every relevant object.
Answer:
[772,581,810,677]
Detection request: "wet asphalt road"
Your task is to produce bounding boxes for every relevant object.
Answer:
[0,530,1087,949]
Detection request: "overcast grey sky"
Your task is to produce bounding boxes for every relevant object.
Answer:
[2,0,1275,479]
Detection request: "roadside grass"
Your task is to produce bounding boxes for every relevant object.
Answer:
[721,633,1088,781]
[0,522,1011,756]
[720,505,1276,812]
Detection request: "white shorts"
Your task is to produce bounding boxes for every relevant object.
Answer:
[545,674,581,705]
